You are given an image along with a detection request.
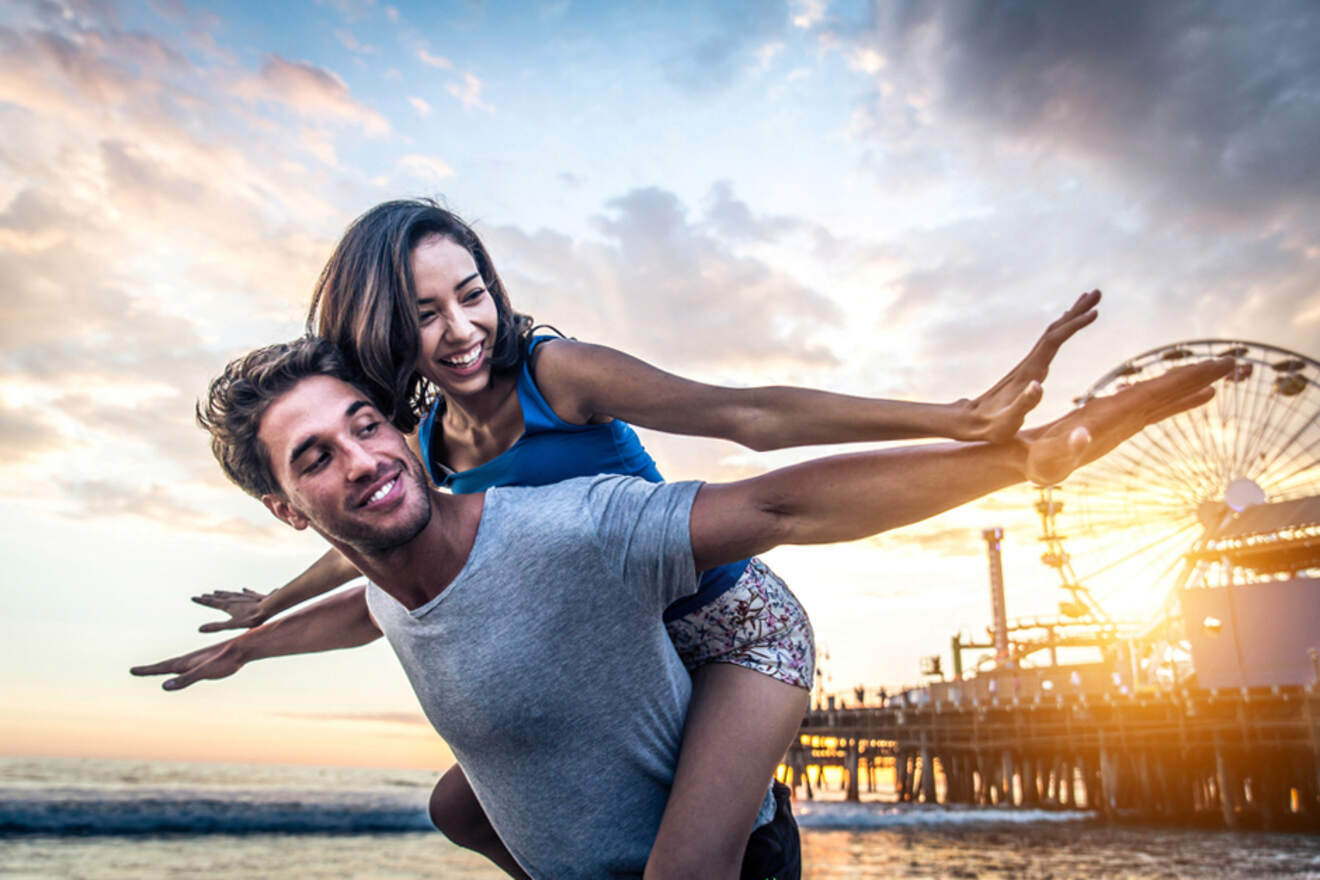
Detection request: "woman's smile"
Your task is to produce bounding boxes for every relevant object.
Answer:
[411,233,499,397]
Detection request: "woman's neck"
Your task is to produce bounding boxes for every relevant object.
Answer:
[437,371,523,472]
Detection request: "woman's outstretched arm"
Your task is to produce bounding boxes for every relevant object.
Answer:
[192,547,362,632]
[533,290,1101,449]
[687,356,1231,571]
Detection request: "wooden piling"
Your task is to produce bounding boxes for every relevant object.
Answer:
[1214,734,1238,829]
[845,740,860,802]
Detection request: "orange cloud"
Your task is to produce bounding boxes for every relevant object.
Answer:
[232,55,390,136]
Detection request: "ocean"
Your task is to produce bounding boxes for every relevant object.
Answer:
[1,757,1317,878]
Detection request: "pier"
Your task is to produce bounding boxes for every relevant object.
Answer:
[785,685,1320,830]
[779,342,1319,831]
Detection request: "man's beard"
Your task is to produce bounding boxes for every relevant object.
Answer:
[326,461,434,555]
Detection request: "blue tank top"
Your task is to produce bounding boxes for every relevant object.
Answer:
[418,336,748,620]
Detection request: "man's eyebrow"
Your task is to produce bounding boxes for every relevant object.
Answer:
[454,272,479,292]
[289,434,318,466]
[288,399,374,466]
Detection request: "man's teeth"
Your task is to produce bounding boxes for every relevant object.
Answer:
[441,346,482,367]
[369,478,397,504]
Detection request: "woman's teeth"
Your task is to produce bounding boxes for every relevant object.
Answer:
[369,478,397,504]
[441,346,482,367]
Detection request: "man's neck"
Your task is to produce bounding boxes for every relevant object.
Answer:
[336,489,486,611]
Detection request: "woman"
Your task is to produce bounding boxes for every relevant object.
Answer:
[196,199,1100,878]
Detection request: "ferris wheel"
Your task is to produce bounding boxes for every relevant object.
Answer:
[1036,340,1320,624]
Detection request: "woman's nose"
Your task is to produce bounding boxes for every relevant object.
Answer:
[441,305,475,341]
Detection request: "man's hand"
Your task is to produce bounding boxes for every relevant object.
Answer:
[1022,355,1235,486]
[131,638,246,691]
[192,588,269,633]
[960,290,1102,443]
[132,585,381,692]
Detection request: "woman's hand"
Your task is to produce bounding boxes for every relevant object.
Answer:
[191,588,270,633]
[957,289,1102,443]
[1021,355,1233,486]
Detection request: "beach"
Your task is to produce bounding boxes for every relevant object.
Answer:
[3,757,1318,878]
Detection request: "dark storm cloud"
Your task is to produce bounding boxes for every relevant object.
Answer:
[841,0,1320,224]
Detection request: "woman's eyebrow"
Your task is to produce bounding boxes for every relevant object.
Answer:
[454,272,479,292]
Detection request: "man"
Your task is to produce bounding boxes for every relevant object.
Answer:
[134,337,1229,879]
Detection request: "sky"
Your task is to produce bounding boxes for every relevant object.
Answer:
[1,0,1317,769]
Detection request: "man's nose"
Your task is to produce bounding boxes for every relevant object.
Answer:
[343,441,377,481]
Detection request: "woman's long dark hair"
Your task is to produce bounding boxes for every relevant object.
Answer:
[308,199,532,433]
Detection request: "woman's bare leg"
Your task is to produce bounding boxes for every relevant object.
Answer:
[429,764,530,879]
[643,663,809,880]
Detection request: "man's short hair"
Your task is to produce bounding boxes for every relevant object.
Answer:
[197,336,375,498]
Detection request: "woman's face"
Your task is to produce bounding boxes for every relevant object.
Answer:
[410,233,500,401]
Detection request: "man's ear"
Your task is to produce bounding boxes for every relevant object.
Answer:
[262,492,310,530]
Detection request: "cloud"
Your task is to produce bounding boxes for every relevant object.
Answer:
[749,40,785,73]
[834,0,1320,228]
[484,185,842,375]
[417,48,452,70]
[335,28,375,55]
[702,179,805,243]
[0,404,68,464]
[662,1,791,93]
[0,10,377,529]
[847,47,885,74]
[276,711,431,727]
[407,95,431,117]
[862,522,996,556]
[446,71,492,112]
[318,0,381,24]
[232,55,390,136]
[0,25,167,116]
[300,127,339,166]
[397,153,454,182]
[791,0,827,30]
[55,478,279,539]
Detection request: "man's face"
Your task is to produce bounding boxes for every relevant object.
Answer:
[258,375,432,553]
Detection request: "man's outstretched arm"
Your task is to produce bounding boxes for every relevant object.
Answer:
[131,584,381,690]
[689,357,1233,571]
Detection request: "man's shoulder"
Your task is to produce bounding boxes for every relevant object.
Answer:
[483,474,609,509]
[485,473,652,506]
[477,476,619,538]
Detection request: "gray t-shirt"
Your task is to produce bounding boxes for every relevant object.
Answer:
[365,475,774,879]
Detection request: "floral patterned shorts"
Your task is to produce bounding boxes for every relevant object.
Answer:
[664,558,815,690]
